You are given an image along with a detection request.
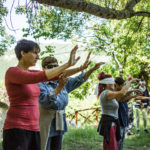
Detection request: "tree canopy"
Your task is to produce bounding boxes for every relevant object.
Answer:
[0,0,15,56]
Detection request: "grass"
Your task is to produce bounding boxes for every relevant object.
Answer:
[63,126,102,150]
[124,127,150,150]
[62,126,150,150]
[0,126,150,150]
[0,142,1,150]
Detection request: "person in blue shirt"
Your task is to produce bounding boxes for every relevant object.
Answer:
[115,77,128,150]
[115,77,142,150]
[38,53,105,150]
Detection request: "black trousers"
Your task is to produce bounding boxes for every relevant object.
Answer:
[46,135,63,150]
[3,129,41,150]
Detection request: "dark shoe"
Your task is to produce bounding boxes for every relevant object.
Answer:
[144,129,149,134]
[136,129,140,134]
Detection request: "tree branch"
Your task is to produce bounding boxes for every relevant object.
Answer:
[112,51,124,76]
[123,49,127,67]
[112,51,122,68]
[125,0,141,11]
[34,0,150,19]
[133,11,150,17]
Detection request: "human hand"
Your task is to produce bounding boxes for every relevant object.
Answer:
[140,103,144,108]
[147,106,150,113]
[58,74,68,87]
[127,75,133,81]
[80,52,91,70]
[68,45,80,66]
[130,78,140,83]
[131,89,143,95]
[93,62,105,70]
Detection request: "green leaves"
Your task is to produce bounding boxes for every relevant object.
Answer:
[16,5,89,40]
[40,45,55,59]
[0,1,15,56]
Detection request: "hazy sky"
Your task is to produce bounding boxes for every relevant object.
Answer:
[4,0,65,43]
[4,0,29,40]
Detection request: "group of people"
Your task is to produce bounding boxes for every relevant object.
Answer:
[96,74,150,150]
[2,39,105,150]
[2,39,150,150]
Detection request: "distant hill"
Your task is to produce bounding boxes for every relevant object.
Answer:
[0,41,110,82]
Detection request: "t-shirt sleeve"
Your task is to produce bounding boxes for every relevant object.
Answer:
[5,67,58,84]
[100,90,109,101]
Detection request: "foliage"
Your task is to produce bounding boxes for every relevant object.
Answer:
[16,5,89,40]
[86,16,150,80]
[0,0,15,56]
[69,62,103,100]
[16,1,150,97]
[40,45,55,59]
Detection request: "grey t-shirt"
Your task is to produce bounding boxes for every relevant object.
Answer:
[100,90,119,119]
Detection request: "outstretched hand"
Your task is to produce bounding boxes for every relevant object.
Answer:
[127,89,143,95]
[80,52,91,70]
[54,74,68,95]
[93,62,105,70]
[68,45,80,66]
[129,78,140,83]
[58,74,68,87]
[134,96,150,100]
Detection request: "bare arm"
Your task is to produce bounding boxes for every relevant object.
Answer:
[134,96,150,100]
[107,78,138,101]
[84,62,105,80]
[45,45,80,79]
[117,89,143,102]
[63,53,105,80]
[63,52,91,77]
[126,89,143,95]
[119,95,140,102]
[107,91,125,101]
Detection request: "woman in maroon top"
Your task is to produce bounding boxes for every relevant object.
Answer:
[3,39,79,150]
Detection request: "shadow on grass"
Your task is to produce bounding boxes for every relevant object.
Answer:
[63,126,150,150]
[124,128,150,150]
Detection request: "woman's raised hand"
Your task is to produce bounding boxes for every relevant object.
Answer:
[58,74,68,87]
[80,52,91,70]
[93,62,105,70]
[68,45,80,66]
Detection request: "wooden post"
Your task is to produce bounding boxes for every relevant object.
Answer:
[96,108,98,126]
[75,111,78,125]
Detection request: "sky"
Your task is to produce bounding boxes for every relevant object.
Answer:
[3,1,111,59]
[4,0,67,44]
[4,0,29,40]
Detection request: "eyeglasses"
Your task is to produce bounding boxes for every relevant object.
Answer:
[46,64,58,69]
